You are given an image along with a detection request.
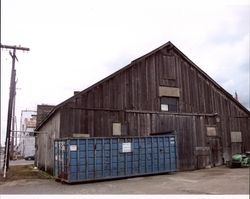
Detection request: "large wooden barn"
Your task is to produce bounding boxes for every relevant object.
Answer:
[35,41,250,174]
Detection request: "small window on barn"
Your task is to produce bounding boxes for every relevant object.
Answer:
[160,97,178,112]
[113,123,122,136]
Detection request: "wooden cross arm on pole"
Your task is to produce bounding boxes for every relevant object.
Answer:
[1,44,30,51]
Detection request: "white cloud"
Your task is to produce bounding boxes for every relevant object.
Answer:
[1,1,250,144]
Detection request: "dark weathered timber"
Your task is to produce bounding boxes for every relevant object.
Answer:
[36,105,55,128]
[36,41,250,172]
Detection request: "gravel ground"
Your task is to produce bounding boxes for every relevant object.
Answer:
[0,164,249,194]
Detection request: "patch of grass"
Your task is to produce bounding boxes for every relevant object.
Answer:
[0,165,53,183]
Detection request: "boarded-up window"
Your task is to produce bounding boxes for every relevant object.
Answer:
[206,127,217,136]
[161,97,178,112]
[159,86,180,97]
[231,131,242,143]
[161,55,176,80]
[113,123,121,136]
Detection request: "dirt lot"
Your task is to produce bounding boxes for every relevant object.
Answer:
[0,165,52,183]
[0,163,249,194]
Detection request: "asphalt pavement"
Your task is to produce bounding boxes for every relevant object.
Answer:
[0,165,249,194]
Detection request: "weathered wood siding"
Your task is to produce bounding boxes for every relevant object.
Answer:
[36,112,60,174]
[61,48,248,118]
[59,107,219,170]
[39,43,249,171]
[36,105,55,128]
[60,45,249,154]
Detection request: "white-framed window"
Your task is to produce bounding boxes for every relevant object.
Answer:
[160,97,178,112]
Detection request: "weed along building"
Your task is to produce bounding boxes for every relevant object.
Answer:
[35,41,250,175]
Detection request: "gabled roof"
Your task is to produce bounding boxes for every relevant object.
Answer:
[36,41,250,130]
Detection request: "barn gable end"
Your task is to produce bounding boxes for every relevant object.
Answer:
[36,41,250,173]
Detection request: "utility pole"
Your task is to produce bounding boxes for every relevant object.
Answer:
[10,79,16,160]
[1,44,30,178]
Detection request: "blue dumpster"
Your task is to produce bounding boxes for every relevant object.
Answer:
[54,135,177,183]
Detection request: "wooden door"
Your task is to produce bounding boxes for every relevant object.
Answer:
[207,137,222,166]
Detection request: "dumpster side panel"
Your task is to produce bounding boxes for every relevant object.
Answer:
[54,140,68,180]
[54,135,177,183]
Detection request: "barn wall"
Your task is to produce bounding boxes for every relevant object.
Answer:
[36,112,60,174]
[60,108,219,170]
[68,48,248,117]
[66,48,249,126]
[37,43,249,172]
[171,51,249,161]
[62,46,249,164]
